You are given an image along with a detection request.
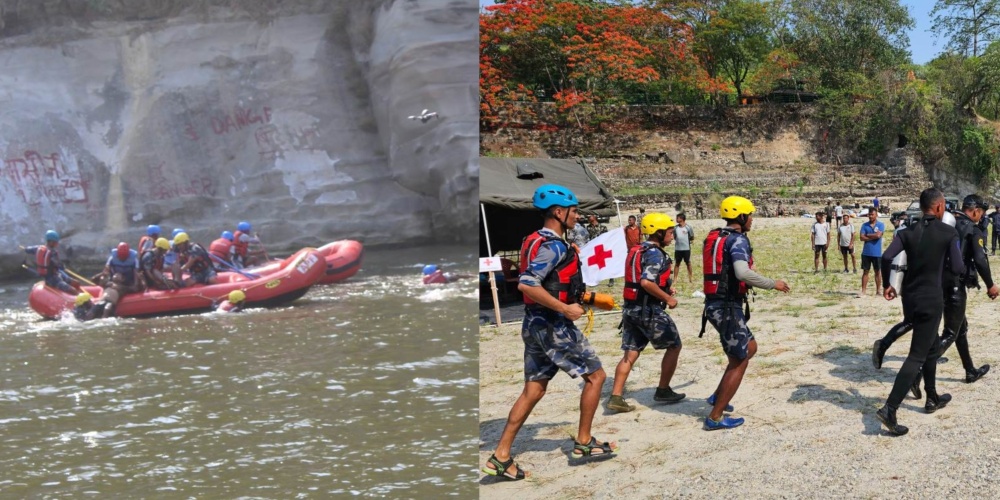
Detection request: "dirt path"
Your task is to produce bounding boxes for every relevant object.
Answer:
[480,213,1000,498]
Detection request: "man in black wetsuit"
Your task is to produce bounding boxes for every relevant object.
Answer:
[938,195,999,381]
[875,188,965,436]
[873,195,998,386]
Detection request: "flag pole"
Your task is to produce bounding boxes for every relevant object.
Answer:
[613,199,624,227]
[481,203,502,327]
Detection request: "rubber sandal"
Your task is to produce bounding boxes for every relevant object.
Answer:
[572,436,617,458]
[481,454,526,481]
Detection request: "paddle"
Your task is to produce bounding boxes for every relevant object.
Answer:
[208,253,261,280]
[63,267,97,286]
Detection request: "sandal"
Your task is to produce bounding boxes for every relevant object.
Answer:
[571,436,617,458]
[482,454,526,481]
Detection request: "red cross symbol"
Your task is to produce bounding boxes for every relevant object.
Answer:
[587,244,614,269]
[483,258,493,266]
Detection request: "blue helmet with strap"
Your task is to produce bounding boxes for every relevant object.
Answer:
[147,224,161,236]
[237,221,251,233]
[172,228,186,239]
[532,184,578,210]
[45,230,60,242]
[422,264,438,275]
[221,231,234,241]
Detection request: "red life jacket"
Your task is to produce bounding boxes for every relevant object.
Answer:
[137,235,153,254]
[233,230,249,258]
[518,230,584,306]
[36,245,52,276]
[140,249,165,273]
[423,270,448,284]
[703,228,752,301]
[623,241,671,305]
[209,238,234,261]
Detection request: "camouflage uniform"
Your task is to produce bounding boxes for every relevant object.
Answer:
[705,233,754,360]
[621,244,680,351]
[520,228,602,381]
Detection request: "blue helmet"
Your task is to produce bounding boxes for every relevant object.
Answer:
[172,228,186,238]
[422,264,438,275]
[237,221,251,233]
[532,184,578,210]
[147,224,161,236]
[45,230,60,242]
[221,231,234,241]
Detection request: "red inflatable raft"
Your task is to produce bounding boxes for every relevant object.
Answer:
[29,247,327,319]
[246,240,363,285]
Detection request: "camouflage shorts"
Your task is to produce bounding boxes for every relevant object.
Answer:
[705,304,754,360]
[621,305,681,351]
[521,307,603,382]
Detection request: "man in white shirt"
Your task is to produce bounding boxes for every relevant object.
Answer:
[838,214,857,273]
[834,201,844,221]
[811,211,830,272]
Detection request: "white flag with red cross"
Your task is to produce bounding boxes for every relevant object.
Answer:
[580,227,628,286]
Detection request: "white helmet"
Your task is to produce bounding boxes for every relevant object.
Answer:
[942,211,956,227]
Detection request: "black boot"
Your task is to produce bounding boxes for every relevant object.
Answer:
[871,340,886,370]
[924,392,952,413]
[909,377,922,400]
[966,364,991,383]
[876,405,909,436]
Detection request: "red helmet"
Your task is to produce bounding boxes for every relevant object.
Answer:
[116,242,130,260]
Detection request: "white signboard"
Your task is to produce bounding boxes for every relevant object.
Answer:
[479,257,503,273]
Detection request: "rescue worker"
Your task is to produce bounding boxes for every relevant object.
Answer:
[209,231,237,269]
[141,237,179,290]
[164,227,186,272]
[217,290,247,313]
[173,232,219,286]
[234,221,266,267]
[422,264,467,284]
[876,188,966,436]
[937,194,997,382]
[701,196,790,430]
[606,213,684,414]
[137,224,161,254]
[36,230,81,294]
[95,242,142,317]
[72,292,109,321]
[482,184,616,481]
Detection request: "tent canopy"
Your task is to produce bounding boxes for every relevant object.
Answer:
[480,157,616,256]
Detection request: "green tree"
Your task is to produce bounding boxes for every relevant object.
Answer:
[699,0,774,100]
[783,0,913,89]
[930,0,1000,57]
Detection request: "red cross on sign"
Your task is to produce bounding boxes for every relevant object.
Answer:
[483,258,493,266]
[587,244,614,269]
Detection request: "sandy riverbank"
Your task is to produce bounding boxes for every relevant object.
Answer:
[480,213,1000,498]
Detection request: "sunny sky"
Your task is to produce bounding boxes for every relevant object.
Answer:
[478,0,944,65]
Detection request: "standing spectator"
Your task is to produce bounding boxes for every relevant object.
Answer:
[674,213,695,283]
[824,199,835,224]
[569,213,589,249]
[811,212,830,273]
[990,204,1000,255]
[873,196,880,212]
[585,215,607,241]
[860,208,885,295]
[637,207,646,225]
[624,215,642,249]
[834,201,844,221]
[838,214,857,273]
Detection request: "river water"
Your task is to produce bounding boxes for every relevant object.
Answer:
[0,246,478,498]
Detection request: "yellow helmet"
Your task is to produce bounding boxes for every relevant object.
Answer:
[75,292,92,307]
[640,213,676,235]
[154,237,170,250]
[173,232,190,245]
[228,290,246,303]
[720,196,756,219]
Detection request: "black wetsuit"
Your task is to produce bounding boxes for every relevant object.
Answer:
[880,214,965,409]
[939,212,994,372]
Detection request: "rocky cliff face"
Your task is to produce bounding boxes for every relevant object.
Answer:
[0,0,477,276]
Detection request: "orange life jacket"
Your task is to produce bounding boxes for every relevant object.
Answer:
[137,235,154,254]
[518,230,584,306]
[623,241,671,305]
[423,270,448,284]
[36,245,52,276]
[703,228,752,301]
[209,238,234,261]
[233,230,249,258]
